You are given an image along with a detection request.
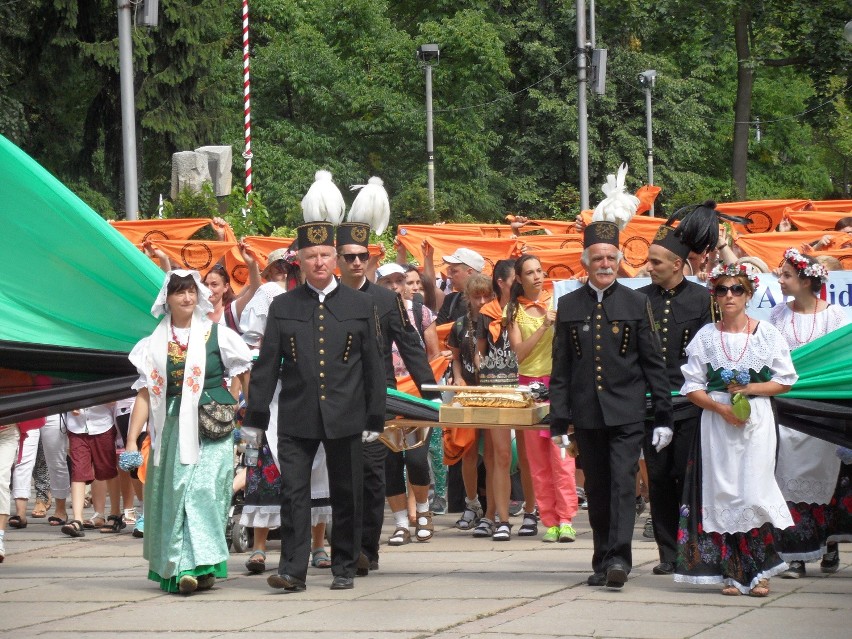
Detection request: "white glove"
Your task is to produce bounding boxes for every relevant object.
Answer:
[362,431,380,444]
[652,426,673,452]
[551,434,570,448]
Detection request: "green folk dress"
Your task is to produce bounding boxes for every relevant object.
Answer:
[143,325,237,593]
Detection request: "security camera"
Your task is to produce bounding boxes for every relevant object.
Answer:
[416,44,440,63]
[638,70,657,87]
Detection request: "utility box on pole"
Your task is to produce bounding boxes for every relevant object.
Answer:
[590,48,607,95]
[140,0,159,27]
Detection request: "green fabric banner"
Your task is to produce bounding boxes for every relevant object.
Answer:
[786,323,852,399]
[0,134,163,352]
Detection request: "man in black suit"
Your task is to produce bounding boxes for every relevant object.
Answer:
[243,221,386,592]
[336,223,437,576]
[637,225,712,576]
[550,221,673,590]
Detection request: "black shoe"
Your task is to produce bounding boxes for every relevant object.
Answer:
[606,563,628,589]
[781,560,806,579]
[330,575,354,590]
[356,553,371,577]
[587,572,607,586]
[642,518,655,540]
[267,573,306,592]
[821,543,840,574]
[652,562,675,575]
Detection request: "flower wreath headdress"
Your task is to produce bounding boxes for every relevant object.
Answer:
[708,263,760,290]
[782,247,828,283]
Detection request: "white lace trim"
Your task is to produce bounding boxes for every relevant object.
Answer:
[769,303,849,351]
[779,547,826,563]
[674,563,788,593]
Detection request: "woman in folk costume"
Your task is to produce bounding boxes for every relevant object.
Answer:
[675,264,797,596]
[507,253,578,543]
[236,170,347,573]
[770,249,849,578]
[124,270,252,594]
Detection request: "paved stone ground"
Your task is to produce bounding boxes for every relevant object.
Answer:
[2,507,849,638]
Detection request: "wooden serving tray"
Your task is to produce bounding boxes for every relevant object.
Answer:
[439,403,550,426]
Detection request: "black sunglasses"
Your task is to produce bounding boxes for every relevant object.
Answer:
[713,284,746,297]
[339,252,370,264]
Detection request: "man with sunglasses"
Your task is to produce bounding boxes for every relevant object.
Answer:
[637,226,712,577]
[336,222,438,577]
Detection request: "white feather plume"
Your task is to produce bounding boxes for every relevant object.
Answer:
[348,176,390,235]
[591,163,640,231]
[301,170,346,225]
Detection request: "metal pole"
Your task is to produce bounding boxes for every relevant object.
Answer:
[644,84,654,216]
[576,0,589,210]
[242,0,252,216]
[589,0,596,47]
[425,63,435,211]
[117,0,139,220]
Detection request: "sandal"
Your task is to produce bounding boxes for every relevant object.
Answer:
[123,509,138,526]
[83,512,104,529]
[7,515,27,529]
[388,526,411,546]
[61,519,86,538]
[493,522,512,541]
[749,578,770,597]
[518,512,539,536]
[415,511,434,542]
[471,518,495,538]
[48,516,67,526]
[721,584,741,596]
[31,500,50,518]
[455,506,480,531]
[311,548,332,568]
[245,550,267,574]
[99,514,126,534]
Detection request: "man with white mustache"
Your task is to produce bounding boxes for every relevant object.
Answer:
[550,220,673,590]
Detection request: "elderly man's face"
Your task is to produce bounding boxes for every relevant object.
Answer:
[300,245,337,288]
[585,243,620,289]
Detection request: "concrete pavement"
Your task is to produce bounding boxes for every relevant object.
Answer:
[1,508,849,638]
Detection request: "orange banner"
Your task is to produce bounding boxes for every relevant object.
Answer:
[515,219,576,235]
[808,200,852,212]
[810,248,852,270]
[396,227,519,275]
[149,239,238,273]
[635,184,662,215]
[528,248,585,280]
[733,231,849,270]
[110,218,212,244]
[435,322,453,351]
[785,209,852,232]
[715,200,810,235]
[517,233,585,253]
[395,356,451,397]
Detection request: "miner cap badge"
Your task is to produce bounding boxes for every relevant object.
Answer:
[297,222,335,248]
[583,221,619,248]
[336,222,371,248]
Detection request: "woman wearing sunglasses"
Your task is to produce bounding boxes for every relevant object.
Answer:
[674,264,798,597]
[771,249,848,578]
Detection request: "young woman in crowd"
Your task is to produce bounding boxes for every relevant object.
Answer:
[507,254,578,543]
[771,249,848,577]
[675,264,797,596]
[124,271,251,594]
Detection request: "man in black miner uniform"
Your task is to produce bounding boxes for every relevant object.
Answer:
[550,220,673,590]
[336,222,438,576]
[243,221,386,592]
[638,226,712,576]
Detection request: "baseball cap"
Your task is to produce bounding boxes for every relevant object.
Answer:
[376,263,407,279]
[442,248,484,272]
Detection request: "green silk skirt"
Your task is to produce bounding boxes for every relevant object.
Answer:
[143,404,234,593]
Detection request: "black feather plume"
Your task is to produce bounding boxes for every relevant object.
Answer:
[672,200,719,254]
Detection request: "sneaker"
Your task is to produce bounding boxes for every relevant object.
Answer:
[781,560,805,579]
[635,496,647,517]
[0,535,5,563]
[821,543,840,573]
[557,523,576,542]
[542,525,560,542]
[132,514,144,538]
[429,496,447,515]
[576,487,588,510]
[643,517,655,539]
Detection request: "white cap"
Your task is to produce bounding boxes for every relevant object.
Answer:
[442,247,484,272]
[376,263,407,279]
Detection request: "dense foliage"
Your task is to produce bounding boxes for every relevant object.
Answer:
[1,0,849,230]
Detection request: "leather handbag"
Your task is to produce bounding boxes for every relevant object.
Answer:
[198,400,237,440]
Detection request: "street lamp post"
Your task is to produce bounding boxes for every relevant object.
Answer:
[638,70,656,216]
[417,44,440,211]
[117,0,139,219]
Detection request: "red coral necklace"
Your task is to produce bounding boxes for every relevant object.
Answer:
[719,317,750,363]
[790,299,819,345]
[170,322,188,354]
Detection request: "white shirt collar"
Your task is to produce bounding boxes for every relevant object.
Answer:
[307,278,338,302]
[588,280,615,303]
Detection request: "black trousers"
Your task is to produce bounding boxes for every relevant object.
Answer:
[361,439,387,564]
[642,416,699,564]
[278,433,363,580]
[575,421,644,574]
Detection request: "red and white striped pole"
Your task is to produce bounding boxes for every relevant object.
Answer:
[241,0,252,216]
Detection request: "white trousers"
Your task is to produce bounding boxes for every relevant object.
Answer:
[11,416,70,500]
[0,426,20,515]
